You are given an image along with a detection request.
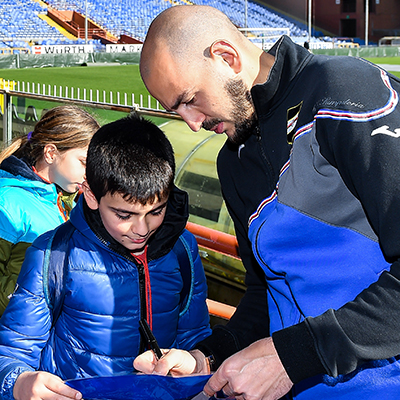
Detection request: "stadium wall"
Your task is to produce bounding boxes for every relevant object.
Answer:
[0,52,141,70]
[1,47,399,71]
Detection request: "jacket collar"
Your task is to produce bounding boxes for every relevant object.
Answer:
[251,35,312,121]
[0,155,46,183]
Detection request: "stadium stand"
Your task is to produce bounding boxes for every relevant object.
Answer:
[0,0,103,52]
[0,0,325,53]
[0,0,64,52]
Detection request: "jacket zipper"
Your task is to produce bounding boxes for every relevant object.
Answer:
[92,233,148,354]
[136,260,147,354]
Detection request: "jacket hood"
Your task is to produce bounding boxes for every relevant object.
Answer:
[0,155,43,182]
[148,184,189,259]
[0,155,58,199]
[70,185,189,261]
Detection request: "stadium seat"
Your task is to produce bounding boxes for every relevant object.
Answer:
[2,0,322,49]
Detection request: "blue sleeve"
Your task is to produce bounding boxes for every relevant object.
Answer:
[0,232,53,396]
[174,230,211,350]
[274,66,400,382]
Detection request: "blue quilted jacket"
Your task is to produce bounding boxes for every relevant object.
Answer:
[0,187,211,399]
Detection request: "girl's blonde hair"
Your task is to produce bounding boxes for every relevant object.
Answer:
[0,105,100,164]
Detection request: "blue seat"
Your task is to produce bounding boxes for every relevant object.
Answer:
[3,0,319,46]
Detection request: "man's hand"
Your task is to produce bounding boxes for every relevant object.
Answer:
[133,348,209,376]
[204,337,293,400]
[13,371,82,400]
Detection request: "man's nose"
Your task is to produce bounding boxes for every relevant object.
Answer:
[178,109,205,132]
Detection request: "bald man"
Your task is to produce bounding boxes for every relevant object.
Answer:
[137,5,400,400]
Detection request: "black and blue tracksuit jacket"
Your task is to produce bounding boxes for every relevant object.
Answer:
[197,35,400,399]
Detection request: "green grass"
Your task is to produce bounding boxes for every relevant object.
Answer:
[1,56,399,122]
[364,57,400,79]
[0,64,148,98]
[1,56,399,93]
[0,64,170,125]
[365,56,400,65]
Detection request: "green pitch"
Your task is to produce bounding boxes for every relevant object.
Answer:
[0,64,169,126]
[366,56,400,66]
[1,55,399,100]
[0,56,399,126]
[0,64,149,98]
[0,63,204,151]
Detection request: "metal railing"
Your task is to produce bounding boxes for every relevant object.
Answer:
[0,79,241,322]
[0,78,180,144]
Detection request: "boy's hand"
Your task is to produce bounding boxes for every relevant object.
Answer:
[13,371,82,400]
[134,348,206,376]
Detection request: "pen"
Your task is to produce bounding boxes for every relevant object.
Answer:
[139,318,163,360]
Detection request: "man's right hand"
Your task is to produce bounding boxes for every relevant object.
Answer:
[203,337,293,400]
[13,371,82,400]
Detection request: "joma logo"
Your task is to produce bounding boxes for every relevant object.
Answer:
[371,125,400,138]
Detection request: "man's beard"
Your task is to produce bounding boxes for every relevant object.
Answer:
[226,78,258,144]
[202,78,258,145]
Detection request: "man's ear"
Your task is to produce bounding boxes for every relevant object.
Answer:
[210,40,242,74]
[82,181,99,210]
[43,144,58,164]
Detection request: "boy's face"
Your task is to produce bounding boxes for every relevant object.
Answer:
[83,183,168,254]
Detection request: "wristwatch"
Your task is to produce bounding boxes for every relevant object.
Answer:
[205,354,216,373]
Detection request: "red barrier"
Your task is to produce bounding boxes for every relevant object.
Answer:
[206,299,236,320]
[185,222,241,320]
[186,222,240,259]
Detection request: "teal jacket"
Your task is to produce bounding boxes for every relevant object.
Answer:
[0,156,68,314]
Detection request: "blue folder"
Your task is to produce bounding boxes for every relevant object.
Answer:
[66,373,212,400]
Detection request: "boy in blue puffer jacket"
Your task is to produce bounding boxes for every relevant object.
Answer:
[0,113,211,400]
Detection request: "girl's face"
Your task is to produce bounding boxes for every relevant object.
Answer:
[49,147,88,193]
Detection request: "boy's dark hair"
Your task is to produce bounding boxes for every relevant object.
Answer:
[86,113,175,204]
